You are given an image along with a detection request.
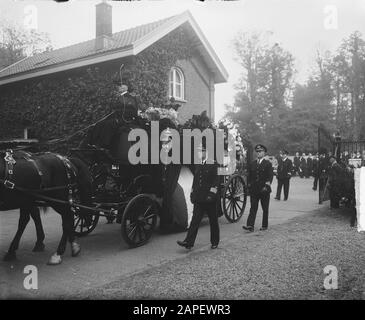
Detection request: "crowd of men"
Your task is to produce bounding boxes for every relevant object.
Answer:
[292,152,318,179]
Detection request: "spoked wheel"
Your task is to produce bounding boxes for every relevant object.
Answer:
[73,208,100,237]
[121,194,159,248]
[222,174,247,223]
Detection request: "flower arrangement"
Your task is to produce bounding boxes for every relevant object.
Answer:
[218,119,246,157]
[181,110,215,130]
[141,106,179,126]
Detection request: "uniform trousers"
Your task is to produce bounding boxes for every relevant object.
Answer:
[276,178,290,200]
[246,192,270,229]
[185,202,219,246]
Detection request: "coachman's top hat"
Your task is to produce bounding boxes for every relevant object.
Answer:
[254,144,267,152]
[113,79,128,89]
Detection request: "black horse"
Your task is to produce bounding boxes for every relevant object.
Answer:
[0,150,92,265]
[3,206,46,261]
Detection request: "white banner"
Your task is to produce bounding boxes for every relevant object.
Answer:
[177,166,194,228]
[354,168,365,232]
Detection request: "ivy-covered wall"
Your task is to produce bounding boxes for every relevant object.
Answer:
[0,27,210,149]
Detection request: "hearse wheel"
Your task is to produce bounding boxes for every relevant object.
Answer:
[222,174,247,223]
[121,194,158,248]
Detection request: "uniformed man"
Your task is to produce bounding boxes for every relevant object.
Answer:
[274,149,293,201]
[177,142,220,250]
[242,144,273,232]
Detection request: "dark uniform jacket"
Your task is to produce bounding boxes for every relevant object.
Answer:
[190,162,220,204]
[248,158,273,195]
[277,157,293,179]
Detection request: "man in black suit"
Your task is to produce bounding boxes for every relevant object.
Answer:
[299,153,307,178]
[177,143,220,250]
[293,152,300,176]
[242,144,273,232]
[274,150,293,201]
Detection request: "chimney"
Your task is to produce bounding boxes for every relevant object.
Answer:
[95,0,113,51]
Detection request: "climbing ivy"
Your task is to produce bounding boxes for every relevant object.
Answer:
[0,27,194,152]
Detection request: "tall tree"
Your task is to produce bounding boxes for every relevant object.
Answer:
[331,31,365,139]
[0,21,52,70]
[227,31,295,153]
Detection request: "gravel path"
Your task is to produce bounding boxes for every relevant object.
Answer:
[75,207,364,300]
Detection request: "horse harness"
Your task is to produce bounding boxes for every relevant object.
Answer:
[55,154,77,205]
[3,150,16,189]
[1,150,77,204]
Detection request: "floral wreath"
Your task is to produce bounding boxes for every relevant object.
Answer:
[218,118,246,158]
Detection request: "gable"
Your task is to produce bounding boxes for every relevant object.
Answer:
[0,11,228,86]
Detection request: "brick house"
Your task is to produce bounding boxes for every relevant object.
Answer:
[0,3,228,140]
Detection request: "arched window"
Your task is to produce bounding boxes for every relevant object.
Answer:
[169,67,184,100]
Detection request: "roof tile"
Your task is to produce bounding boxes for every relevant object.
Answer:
[0,15,176,79]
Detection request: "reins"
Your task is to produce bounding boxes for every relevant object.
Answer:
[42,110,117,145]
[0,178,116,216]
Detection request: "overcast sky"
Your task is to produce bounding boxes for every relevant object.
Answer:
[1,0,365,121]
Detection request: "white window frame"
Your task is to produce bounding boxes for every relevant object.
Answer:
[169,67,185,101]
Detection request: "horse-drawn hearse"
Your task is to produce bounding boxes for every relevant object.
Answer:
[0,111,250,264]
[70,111,250,247]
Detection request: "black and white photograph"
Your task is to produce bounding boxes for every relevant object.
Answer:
[0,0,364,305]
